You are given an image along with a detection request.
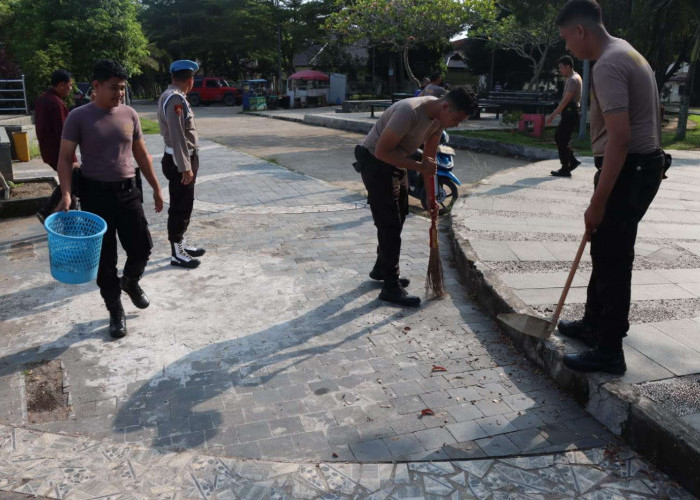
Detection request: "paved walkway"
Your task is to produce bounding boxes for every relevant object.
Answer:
[0,137,692,498]
[451,153,700,432]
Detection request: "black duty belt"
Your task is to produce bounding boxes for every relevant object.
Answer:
[82,176,136,192]
[356,145,406,179]
[594,149,663,170]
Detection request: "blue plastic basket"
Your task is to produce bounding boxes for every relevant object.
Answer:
[44,210,107,284]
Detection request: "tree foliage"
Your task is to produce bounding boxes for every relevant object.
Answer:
[139,0,335,83]
[325,0,493,85]
[472,1,565,89]
[1,0,149,103]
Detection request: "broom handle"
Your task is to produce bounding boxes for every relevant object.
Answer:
[552,231,589,324]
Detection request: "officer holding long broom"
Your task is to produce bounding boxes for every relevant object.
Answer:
[354,87,476,307]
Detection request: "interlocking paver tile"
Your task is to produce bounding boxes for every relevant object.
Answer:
[0,137,626,466]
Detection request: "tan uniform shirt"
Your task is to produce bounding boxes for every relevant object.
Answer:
[590,38,661,156]
[157,85,199,172]
[564,71,582,107]
[362,97,442,157]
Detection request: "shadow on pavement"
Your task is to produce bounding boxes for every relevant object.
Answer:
[114,282,422,450]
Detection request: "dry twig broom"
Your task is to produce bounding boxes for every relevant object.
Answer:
[425,175,446,298]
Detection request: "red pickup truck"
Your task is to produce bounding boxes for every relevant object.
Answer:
[187,77,242,106]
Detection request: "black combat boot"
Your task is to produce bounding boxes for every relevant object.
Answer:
[108,301,127,339]
[550,168,572,177]
[378,279,420,307]
[557,319,599,348]
[120,275,150,309]
[369,264,410,288]
[569,158,581,171]
[563,348,626,375]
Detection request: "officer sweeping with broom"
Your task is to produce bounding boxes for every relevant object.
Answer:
[354,87,477,306]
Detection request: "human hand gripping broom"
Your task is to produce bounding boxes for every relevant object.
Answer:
[423,169,446,298]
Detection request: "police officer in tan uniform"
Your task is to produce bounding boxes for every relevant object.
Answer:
[157,60,205,268]
[554,0,665,374]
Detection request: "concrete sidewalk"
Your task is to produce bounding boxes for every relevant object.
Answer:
[0,136,693,498]
[450,152,700,493]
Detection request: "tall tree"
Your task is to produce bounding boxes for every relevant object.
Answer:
[3,0,149,103]
[473,1,565,90]
[324,0,492,87]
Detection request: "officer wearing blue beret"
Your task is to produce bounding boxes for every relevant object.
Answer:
[157,59,205,268]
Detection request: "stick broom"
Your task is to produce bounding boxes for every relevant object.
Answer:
[425,174,446,298]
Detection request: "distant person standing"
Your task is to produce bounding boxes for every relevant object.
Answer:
[547,55,583,177]
[554,0,665,374]
[414,77,430,97]
[157,59,205,268]
[34,69,78,222]
[419,73,447,98]
[56,60,164,338]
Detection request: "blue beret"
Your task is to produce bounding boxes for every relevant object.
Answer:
[169,60,199,74]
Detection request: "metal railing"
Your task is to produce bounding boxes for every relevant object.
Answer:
[0,75,29,114]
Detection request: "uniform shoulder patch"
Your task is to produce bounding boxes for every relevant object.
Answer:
[174,104,184,116]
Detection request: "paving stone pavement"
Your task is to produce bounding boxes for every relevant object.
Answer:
[451,153,700,433]
[0,136,693,498]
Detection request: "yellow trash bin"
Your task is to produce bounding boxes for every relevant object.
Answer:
[12,131,30,162]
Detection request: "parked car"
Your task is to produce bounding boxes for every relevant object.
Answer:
[72,82,92,108]
[187,77,241,106]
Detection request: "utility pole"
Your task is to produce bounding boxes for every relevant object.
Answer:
[578,60,590,139]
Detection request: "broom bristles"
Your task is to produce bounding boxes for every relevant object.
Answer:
[425,221,446,298]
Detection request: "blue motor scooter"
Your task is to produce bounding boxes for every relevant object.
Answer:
[407,131,461,215]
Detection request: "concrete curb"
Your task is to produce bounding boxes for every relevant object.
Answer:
[447,135,559,162]
[449,206,700,497]
[0,176,57,219]
[247,110,562,163]
[246,111,375,134]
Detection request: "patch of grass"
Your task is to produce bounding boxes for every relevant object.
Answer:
[661,114,700,150]
[450,127,594,156]
[452,114,700,153]
[264,157,281,165]
[29,140,41,158]
[140,117,160,135]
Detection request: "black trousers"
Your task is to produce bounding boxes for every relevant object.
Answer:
[40,168,79,216]
[162,153,199,243]
[555,108,580,168]
[584,152,664,349]
[80,179,153,308]
[356,147,408,283]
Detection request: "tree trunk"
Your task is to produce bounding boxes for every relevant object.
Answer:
[403,47,420,88]
[676,26,700,141]
[528,44,550,90]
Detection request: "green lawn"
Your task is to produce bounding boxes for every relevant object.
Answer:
[661,114,700,150]
[451,114,700,153]
[140,118,160,135]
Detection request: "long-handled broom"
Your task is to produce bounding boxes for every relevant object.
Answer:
[424,174,446,298]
